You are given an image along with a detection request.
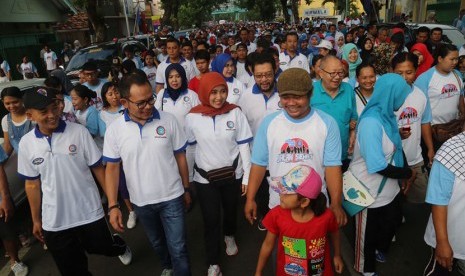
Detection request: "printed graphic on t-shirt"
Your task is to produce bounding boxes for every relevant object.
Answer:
[147,72,156,81]
[277,138,312,163]
[282,236,326,275]
[282,236,309,275]
[440,84,459,99]
[398,107,419,127]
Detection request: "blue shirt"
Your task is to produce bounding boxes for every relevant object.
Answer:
[311,81,358,160]
[425,161,455,205]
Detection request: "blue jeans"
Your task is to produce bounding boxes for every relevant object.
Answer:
[133,196,191,276]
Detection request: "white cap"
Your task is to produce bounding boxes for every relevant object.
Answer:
[316,40,333,50]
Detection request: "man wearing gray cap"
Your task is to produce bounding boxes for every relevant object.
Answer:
[245,68,347,227]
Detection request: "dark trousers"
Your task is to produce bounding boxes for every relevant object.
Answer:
[355,193,402,273]
[195,180,240,265]
[424,248,464,276]
[256,170,270,218]
[43,217,126,276]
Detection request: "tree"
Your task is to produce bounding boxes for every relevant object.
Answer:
[178,0,221,28]
[277,0,312,24]
[236,0,279,21]
[73,0,106,42]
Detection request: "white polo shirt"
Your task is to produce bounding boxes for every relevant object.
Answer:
[142,65,157,93]
[155,57,196,88]
[236,61,247,80]
[251,109,342,208]
[226,78,245,104]
[154,88,200,127]
[279,51,310,73]
[395,86,431,166]
[237,84,282,137]
[237,73,255,89]
[17,121,104,231]
[103,108,187,207]
[185,108,253,184]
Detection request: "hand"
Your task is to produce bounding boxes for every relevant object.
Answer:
[330,205,348,226]
[435,241,454,271]
[244,199,257,225]
[348,132,356,155]
[0,196,14,222]
[333,255,344,274]
[427,149,435,167]
[399,128,411,140]
[109,208,124,233]
[349,120,357,130]
[241,184,247,196]
[32,221,44,243]
[401,168,416,195]
[183,191,192,210]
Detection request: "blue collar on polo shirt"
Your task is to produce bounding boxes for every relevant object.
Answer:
[166,56,186,64]
[123,107,160,123]
[34,120,66,138]
[163,89,188,98]
[252,84,278,102]
[283,50,300,62]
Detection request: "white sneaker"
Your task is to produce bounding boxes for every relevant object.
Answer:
[127,211,137,229]
[11,261,28,276]
[160,268,173,276]
[224,235,238,256]
[207,265,222,276]
[118,246,132,265]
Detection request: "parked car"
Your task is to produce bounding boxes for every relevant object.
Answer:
[0,78,45,205]
[65,40,147,82]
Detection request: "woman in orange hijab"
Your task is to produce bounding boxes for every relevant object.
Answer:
[186,72,253,276]
[411,43,434,78]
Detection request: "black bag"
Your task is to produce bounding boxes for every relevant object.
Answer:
[194,155,239,186]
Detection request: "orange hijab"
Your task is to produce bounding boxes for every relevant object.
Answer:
[189,72,238,117]
[411,43,434,78]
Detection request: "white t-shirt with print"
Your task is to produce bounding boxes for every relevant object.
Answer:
[395,86,430,166]
[154,89,200,127]
[226,78,245,104]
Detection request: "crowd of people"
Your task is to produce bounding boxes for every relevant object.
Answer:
[0,18,464,276]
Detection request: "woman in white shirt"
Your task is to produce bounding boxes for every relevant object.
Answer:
[185,72,252,276]
[210,53,245,104]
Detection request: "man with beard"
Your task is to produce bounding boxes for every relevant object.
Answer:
[237,53,282,230]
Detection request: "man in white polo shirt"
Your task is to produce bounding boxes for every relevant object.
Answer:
[18,87,131,276]
[155,37,196,94]
[237,52,282,230]
[279,32,310,73]
[103,73,192,276]
[244,68,347,227]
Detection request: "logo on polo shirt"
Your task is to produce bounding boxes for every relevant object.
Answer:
[278,101,283,108]
[298,60,302,65]
[32,157,44,165]
[233,88,240,95]
[156,126,165,135]
[163,99,168,104]
[69,144,77,155]
[183,96,190,103]
[280,62,287,65]
[226,121,236,130]
[277,138,313,163]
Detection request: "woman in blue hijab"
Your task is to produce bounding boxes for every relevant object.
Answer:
[342,43,362,78]
[154,63,200,126]
[348,73,417,275]
[210,53,245,104]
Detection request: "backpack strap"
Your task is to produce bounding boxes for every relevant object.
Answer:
[354,87,368,106]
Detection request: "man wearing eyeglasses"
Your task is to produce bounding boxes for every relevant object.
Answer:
[311,55,358,172]
[238,53,282,231]
[103,73,192,275]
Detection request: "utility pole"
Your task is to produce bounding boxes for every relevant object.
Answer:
[123,0,131,37]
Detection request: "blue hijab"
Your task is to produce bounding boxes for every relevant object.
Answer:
[165,63,188,102]
[309,34,321,56]
[358,73,411,167]
[211,53,234,83]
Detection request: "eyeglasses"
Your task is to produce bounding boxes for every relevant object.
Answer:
[126,96,155,109]
[254,72,274,79]
[320,68,345,78]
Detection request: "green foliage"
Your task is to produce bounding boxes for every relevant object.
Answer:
[236,0,279,21]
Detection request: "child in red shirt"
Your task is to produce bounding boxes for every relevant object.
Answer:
[255,165,344,276]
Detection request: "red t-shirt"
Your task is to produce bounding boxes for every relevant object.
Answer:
[263,207,338,276]
[188,76,200,93]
